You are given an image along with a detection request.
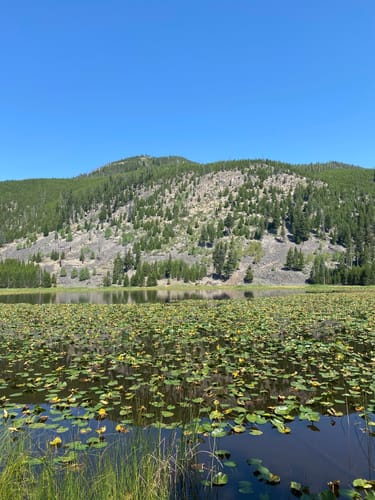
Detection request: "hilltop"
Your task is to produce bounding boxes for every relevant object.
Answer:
[0,157,374,287]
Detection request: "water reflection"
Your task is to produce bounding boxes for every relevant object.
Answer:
[0,287,305,304]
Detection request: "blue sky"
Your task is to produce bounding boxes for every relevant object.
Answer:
[0,0,374,181]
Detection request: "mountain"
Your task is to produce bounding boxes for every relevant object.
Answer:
[0,157,374,287]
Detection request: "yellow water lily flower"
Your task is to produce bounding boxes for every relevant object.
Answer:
[115,424,128,433]
[49,437,62,446]
[97,408,108,419]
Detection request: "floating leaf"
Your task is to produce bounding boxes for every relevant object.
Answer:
[64,441,88,451]
[247,458,263,467]
[211,428,228,438]
[212,472,228,486]
[249,429,263,436]
[215,449,231,459]
[232,424,246,434]
[290,481,303,493]
[223,460,237,468]
[161,410,174,418]
[353,478,375,489]
[56,426,69,433]
[238,480,253,494]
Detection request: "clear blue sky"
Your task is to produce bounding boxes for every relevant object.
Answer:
[0,0,374,181]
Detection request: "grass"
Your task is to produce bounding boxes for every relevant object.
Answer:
[0,428,198,500]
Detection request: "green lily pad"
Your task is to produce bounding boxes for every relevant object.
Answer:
[223,460,237,468]
[212,472,228,486]
[238,480,253,494]
[249,429,263,436]
[211,428,228,438]
[215,449,231,459]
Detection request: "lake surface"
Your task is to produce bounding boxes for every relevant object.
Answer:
[1,292,374,498]
[0,287,306,304]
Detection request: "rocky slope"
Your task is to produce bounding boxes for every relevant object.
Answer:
[1,157,359,287]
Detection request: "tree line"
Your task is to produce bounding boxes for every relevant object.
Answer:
[106,253,207,287]
[0,259,55,288]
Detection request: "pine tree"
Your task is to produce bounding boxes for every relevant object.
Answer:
[285,248,294,270]
[292,248,304,271]
[102,271,112,286]
[223,239,240,279]
[112,253,124,284]
[244,265,254,283]
[123,273,129,287]
[212,240,227,278]
[309,255,327,284]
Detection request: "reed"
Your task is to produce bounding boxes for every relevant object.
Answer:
[0,428,198,500]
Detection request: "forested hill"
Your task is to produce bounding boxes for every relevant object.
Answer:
[0,157,374,287]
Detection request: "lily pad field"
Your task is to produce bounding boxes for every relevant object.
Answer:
[1,291,375,499]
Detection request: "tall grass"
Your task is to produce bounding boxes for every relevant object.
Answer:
[0,428,200,500]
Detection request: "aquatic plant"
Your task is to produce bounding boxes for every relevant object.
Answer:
[0,291,374,497]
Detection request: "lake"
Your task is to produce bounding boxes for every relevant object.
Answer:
[0,292,374,498]
[0,287,306,304]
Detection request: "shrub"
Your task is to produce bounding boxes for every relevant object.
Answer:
[79,267,90,281]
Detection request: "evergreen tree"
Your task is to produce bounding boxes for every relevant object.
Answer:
[223,239,240,279]
[309,255,328,284]
[244,265,254,283]
[147,273,158,287]
[285,248,294,270]
[198,225,208,247]
[79,267,90,281]
[112,253,124,284]
[291,248,304,271]
[292,211,309,244]
[212,240,227,278]
[0,259,53,288]
[123,273,129,287]
[123,250,135,271]
[102,271,112,286]
[41,271,52,287]
[285,247,304,270]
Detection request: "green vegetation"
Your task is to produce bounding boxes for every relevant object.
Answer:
[244,265,254,283]
[0,259,54,288]
[78,267,90,281]
[212,238,240,279]
[0,292,374,496]
[309,254,375,285]
[0,428,180,500]
[0,156,374,287]
[110,253,207,286]
[1,293,374,423]
[285,247,304,271]
[245,240,264,263]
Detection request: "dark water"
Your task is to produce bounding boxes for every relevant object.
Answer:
[7,403,374,499]
[0,287,305,304]
[197,413,375,498]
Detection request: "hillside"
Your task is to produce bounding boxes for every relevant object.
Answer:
[0,157,374,287]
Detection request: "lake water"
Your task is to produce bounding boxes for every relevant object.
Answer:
[0,287,306,304]
[1,288,373,498]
